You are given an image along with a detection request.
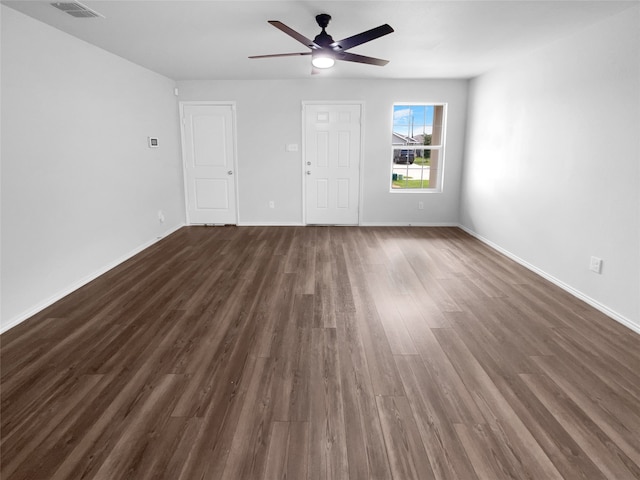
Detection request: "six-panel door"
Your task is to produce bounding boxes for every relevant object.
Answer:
[304,104,361,225]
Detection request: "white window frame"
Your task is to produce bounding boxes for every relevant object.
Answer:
[390,102,447,193]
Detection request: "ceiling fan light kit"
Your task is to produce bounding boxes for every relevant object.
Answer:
[311,53,335,69]
[249,13,394,73]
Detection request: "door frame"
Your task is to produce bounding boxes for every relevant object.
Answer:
[301,101,365,225]
[179,101,240,225]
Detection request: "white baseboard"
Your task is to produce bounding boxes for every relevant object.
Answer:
[238,222,458,227]
[236,222,305,226]
[458,225,640,336]
[238,222,459,227]
[359,222,459,227]
[0,223,185,335]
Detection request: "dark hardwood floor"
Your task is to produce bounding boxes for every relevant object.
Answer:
[2,226,639,479]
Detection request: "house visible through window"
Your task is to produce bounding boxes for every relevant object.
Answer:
[391,104,446,191]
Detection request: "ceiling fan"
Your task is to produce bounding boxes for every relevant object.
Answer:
[249,14,394,73]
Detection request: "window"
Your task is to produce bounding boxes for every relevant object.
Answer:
[391,103,446,191]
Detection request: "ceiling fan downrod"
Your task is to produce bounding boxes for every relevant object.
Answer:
[314,14,334,47]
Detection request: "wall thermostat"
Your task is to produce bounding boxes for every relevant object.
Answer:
[148,137,159,148]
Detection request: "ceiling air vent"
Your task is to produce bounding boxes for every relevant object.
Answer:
[50,2,104,18]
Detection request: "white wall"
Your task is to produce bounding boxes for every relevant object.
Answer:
[460,6,640,331]
[1,6,186,331]
[176,79,468,225]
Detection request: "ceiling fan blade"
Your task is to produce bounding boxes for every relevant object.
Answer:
[337,52,389,66]
[249,52,312,59]
[331,24,394,51]
[268,20,320,49]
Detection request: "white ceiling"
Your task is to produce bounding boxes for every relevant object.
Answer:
[3,0,638,80]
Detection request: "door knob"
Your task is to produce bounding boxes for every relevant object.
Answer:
[307,161,311,166]
[227,170,233,175]
[306,171,311,175]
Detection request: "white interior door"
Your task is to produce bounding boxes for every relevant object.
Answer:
[181,103,237,225]
[304,103,361,225]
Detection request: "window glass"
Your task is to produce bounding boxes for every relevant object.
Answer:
[391,104,446,191]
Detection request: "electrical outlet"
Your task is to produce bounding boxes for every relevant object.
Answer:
[589,256,602,274]
[418,201,424,210]
[158,210,165,223]
[269,201,275,209]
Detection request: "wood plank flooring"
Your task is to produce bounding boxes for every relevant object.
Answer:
[2,226,639,479]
